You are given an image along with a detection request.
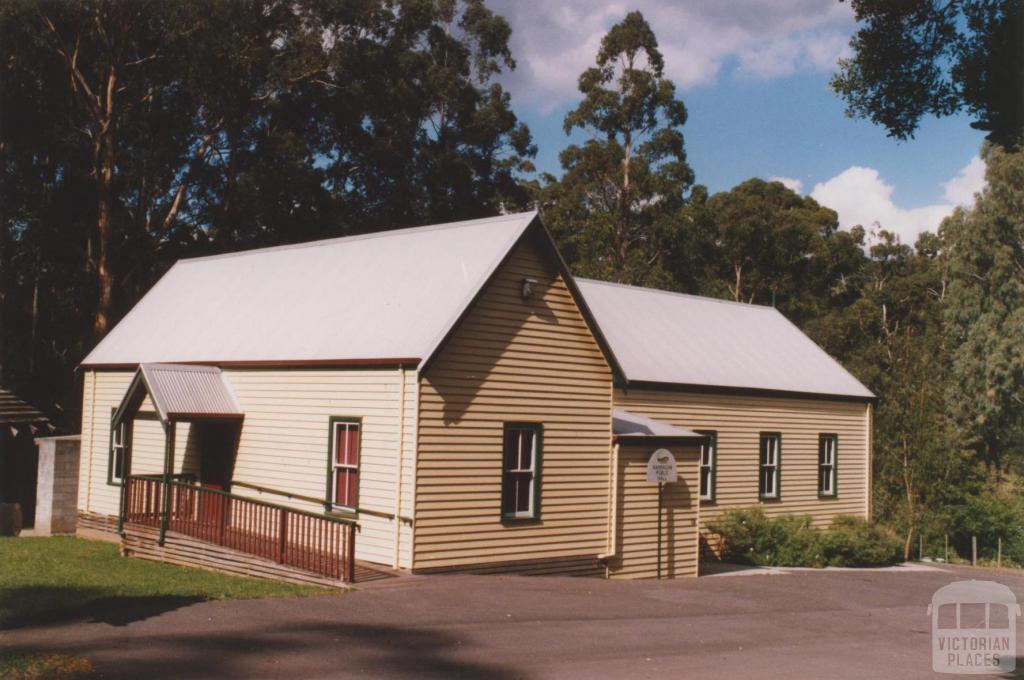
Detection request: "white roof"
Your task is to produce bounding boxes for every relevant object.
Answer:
[82,212,537,366]
[578,279,874,399]
[139,364,243,422]
[613,409,701,438]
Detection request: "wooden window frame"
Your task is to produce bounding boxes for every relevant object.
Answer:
[501,423,542,521]
[697,430,717,503]
[326,416,362,513]
[758,432,781,500]
[818,433,838,498]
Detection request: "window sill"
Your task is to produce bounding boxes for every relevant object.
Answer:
[758,496,781,502]
[501,515,540,524]
[327,507,359,521]
[817,493,838,499]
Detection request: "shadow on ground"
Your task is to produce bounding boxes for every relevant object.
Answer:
[3,620,521,680]
[0,586,204,629]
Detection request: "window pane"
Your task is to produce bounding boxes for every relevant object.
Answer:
[335,469,357,507]
[347,468,358,507]
[518,431,533,471]
[335,426,347,465]
[503,429,519,470]
[346,425,360,465]
[700,468,710,497]
[514,472,532,513]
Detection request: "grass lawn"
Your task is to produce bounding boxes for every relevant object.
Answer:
[0,536,333,630]
[0,653,95,680]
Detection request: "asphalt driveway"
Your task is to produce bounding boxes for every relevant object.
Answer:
[2,562,1022,679]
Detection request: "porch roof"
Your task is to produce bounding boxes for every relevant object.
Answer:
[139,363,243,423]
[612,409,702,440]
[0,387,50,427]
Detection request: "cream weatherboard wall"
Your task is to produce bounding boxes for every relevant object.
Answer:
[614,388,870,551]
[414,234,614,574]
[78,366,417,568]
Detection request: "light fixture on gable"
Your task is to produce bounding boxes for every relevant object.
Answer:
[521,277,538,300]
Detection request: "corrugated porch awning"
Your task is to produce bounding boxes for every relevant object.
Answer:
[137,363,243,423]
[612,409,703,441]
[0,388,50,427]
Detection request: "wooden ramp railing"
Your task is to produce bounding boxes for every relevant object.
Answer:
[123,475,356,583]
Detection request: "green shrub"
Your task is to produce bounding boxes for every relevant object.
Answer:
[708,508,902,568]
[818,515,903,567]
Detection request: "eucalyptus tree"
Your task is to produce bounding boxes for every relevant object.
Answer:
[541,11,694,286]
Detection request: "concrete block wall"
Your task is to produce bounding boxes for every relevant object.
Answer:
[35,435,81,535]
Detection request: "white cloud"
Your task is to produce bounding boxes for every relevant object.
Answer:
[809,156,986,245]
[942,155,986,207]
[769,176,804,193]
[491,0,855,109]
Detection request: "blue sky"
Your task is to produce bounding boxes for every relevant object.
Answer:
[492,0,988,244]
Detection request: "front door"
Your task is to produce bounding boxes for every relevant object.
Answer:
[197,422,239,524]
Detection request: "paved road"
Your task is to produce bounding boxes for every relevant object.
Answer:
[2,563,1022,679]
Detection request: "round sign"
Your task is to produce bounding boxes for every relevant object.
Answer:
[646,448,677,483]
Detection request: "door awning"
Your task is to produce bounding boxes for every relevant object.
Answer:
[612,409,704,442]
[137,363,243,423]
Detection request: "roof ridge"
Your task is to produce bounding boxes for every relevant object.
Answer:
[576,277,777,311]
[180,211,537,264]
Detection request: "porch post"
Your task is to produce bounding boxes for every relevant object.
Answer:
[158,421,176,546]
[116,417,133,535]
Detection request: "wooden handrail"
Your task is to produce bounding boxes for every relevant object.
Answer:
[230,480,328,508]
[231,479,412,525]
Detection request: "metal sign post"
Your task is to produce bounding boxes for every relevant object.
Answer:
[647,448,677,580]
[657,481,663,579]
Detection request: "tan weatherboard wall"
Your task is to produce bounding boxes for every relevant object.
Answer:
[614,388,870,551]
[78,366,417,568]
[607,442,701,579]
[414,233,614,573]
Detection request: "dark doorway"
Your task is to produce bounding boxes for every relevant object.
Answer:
[196,422,240,491]
[0,427,38,528]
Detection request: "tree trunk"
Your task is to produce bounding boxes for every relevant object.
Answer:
[902,440,915,561]
[92,69,117,340]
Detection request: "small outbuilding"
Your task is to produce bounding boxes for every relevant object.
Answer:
[0,387,51,531]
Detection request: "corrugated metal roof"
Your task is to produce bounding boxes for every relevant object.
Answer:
[613,409,701,439]
[82,212,538,366]
[578,279,874,400]
[139,364,243,422]
[0,388,49,426]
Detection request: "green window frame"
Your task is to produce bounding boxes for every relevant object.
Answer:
[326,416,362,512]
[501,423,542,521]
[697,430,717,503]
[107,408,129,486]
[758,432,781,500]
[818,434,838,497]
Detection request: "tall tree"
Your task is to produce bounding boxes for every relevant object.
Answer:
[540,11,694,286]
[943,144,1024,475]
[0,0,534,426]
[832,0,1023,148]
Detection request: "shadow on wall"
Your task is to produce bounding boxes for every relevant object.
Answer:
[0,585,205,629]
[2,620,525,680]
[425,266,561,426]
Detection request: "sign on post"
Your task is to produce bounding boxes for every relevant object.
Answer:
[646,448,677,483]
